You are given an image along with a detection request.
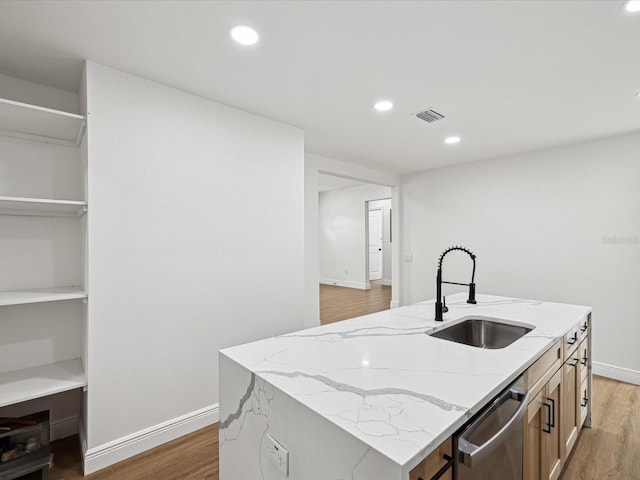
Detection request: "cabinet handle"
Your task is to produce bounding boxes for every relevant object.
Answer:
[428,454,453,480]
[547,397,555,428]
[567,334,578,345]
[543,402,552,433]
[416,454,453,480]
[581,397,589,408]
[580,325,588,332]
[580,357,588,365]
[569,358,579,367]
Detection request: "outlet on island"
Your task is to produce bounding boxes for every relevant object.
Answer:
[266,433,289,476]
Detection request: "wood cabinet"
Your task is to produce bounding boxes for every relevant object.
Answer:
[524,389,543,480]
[543,369,563,480]
[409,438,452,480]
[525,316,591,480]
[561,352,579,458]
[562,325,579,363]
[577,327,591,429]
[524,368,563,480]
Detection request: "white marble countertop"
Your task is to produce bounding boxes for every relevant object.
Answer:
[220,294,591,471]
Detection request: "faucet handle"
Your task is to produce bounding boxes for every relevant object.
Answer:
[443,296,449,313]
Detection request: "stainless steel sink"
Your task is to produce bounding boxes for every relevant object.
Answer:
[429,318,533,349]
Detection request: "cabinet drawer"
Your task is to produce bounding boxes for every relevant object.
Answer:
[524,340,562,398]
[563,325,579,362]
[578,315,590,342]
[577,339,589,385]
[579,378,589,428]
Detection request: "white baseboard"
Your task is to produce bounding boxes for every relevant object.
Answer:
[51,415,79,441]
[320,278,368,290]
[382,279,392,286]
[83,404,219,475]
[593,361,640,386]
[390,300,400,309]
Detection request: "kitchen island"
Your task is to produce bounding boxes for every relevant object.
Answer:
[219,294,591,479]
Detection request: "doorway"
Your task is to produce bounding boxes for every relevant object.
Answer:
[366,198,392,288]
[316,173,393,324]
[368,208,383,281]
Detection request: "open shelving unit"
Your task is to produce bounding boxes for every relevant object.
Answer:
[0,90,88,421]
[0,359,86,409]
[0,196,86,217]
[0,97,86,147]
[0,287,86,307]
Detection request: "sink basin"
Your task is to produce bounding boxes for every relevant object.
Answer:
[429,318,533,349]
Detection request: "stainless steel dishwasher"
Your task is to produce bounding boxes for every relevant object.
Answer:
[453,376,529,480]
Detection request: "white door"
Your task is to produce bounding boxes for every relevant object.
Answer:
[368,208,383,280]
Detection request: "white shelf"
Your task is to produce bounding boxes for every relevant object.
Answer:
[0,97,86,147]
[0,359,86,408]
[0,196,87,217]
[0,287,86,307]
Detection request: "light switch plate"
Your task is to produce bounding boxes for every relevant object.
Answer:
[266,433,289,476]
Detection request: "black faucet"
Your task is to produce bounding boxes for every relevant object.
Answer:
[435,246,477,321]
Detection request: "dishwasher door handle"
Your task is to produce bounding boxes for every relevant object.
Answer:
[457,386,530,468]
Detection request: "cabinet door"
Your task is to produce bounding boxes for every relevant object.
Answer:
[579,378,590,428]
[524,390,543,480]
[543,369,563,480]
[561,356,579,460]
[409,438,452,480]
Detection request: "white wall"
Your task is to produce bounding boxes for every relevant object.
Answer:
[84,63,305,464]
[369,198,392,285]
[318,184,391,288]
[305,153,401,327]
[401,131,640,380]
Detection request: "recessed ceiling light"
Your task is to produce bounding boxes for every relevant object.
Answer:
[625,0,640,12]
[374,100,393,112]
[444,136,461,145]
[230,25,259,45]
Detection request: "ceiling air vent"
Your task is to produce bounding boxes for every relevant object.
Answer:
[416,108,445,123]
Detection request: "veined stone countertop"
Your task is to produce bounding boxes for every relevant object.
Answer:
[219,294,591,471]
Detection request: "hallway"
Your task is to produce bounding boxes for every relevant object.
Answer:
[320,280,392,325]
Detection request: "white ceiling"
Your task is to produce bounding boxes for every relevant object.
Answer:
[0,1,638,175]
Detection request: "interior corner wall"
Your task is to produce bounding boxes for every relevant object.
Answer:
[84,63,305,460]
[319,184,391,289]
[401,131,640,376]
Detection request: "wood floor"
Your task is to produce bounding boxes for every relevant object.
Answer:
[560,376,640,480]
[50,425,218,480]
[319,279,392,324]
[48,284,638,479]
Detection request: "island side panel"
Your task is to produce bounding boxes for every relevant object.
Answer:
[219,353,402,480]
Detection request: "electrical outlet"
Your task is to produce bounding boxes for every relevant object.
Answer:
[266,433,289,476]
